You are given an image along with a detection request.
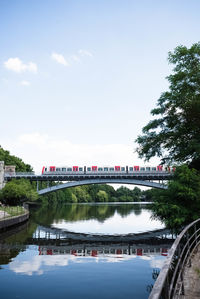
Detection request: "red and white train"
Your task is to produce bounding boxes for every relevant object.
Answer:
[42,165,174,174]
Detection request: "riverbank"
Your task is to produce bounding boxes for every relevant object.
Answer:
[0,207,29,230]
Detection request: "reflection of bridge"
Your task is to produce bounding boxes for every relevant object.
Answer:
[30,225,176,243]
[3,171,172,193]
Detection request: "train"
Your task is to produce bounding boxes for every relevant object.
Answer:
[42,165,175,174]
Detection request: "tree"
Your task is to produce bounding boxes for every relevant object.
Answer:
[0,146,32,172]
[1,179,38,205]
[96,190,108,202]
[136,43,200,169]
[151,165,200,228]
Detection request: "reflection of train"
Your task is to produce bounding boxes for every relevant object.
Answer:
[42,165,175,174]
[38,245,168,257]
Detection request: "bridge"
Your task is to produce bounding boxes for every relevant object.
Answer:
[0,161,172,194]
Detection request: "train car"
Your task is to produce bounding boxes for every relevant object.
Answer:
[41,165,170,175]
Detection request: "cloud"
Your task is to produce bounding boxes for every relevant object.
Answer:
[78,49,93,57]
[71,55,81,63]
[4,57,37,73]
[1,133,160,174]
[51,52,69,66]
[20,80,30,86]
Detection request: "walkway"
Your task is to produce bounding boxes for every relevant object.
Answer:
[178,244,200,298]
[0,210,9,219]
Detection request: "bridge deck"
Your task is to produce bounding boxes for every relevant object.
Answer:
[4,171,172,181]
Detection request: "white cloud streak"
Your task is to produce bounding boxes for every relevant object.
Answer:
[4,57,37,73]
[51,52,69,66]
[1,133,160,174]
[20,80,30,86]
[78,49,93,57]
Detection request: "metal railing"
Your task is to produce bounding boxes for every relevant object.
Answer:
[149,218,200,298]
[4,171,172,177]
[0,205,26,220]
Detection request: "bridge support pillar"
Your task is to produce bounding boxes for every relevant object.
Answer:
[0,161,5,190]
[36,181,39,192]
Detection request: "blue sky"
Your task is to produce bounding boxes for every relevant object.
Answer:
[1,0,200,172]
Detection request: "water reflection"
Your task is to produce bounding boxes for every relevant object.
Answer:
[32,203,145,227]
[31,203,164,234]
[0,203,176,299]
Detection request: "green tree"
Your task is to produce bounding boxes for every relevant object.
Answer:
[0,146,32,171]
[96,190,108,202]
[1,179,38,205]
[151,165,200,228]
[136,43,200,169]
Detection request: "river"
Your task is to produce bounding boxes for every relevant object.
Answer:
[0,203,175,298]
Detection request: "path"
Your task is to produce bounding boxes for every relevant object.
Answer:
[179,244,200,298]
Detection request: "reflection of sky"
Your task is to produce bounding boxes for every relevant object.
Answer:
[0,245,167,299]
[8,246,165,276]
[52,210,165,234]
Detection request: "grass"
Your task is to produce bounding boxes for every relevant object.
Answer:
[195,267,200,278]
[0,206,26,218]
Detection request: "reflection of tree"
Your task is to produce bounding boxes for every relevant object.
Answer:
[146,268,160,295]
[31,203,149,226]
[0,220,37,266]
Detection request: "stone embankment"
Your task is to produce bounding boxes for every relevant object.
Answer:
[0,208,29,230]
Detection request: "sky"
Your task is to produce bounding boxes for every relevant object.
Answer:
[1,0,200,173]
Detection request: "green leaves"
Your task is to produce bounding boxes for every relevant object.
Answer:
[0,146,32,172]
[151,165,200,228]
[136,42,200,168]
[1,179,38,205]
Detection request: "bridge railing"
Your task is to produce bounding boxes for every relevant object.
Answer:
[5,171,172,176]
[4,172,35,176]
[149,218,200,299]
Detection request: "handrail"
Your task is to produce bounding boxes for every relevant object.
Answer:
[4,171,172,176]
[149,218,200,299]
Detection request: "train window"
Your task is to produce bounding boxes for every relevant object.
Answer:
[146,167,150,171]
[67,168,72,171]
[140,167,145,171]
[109,168,114,171]
[56,168,60,171]
[121,167,125,171]
[157,166,163,171]
[87,167,91,171]
[129,167,133,171]
[45,168,47,171]
[104,167,108,171]
[50,167,55,172]
[152,167,156,171]
[98,168,103,171]
[62,168,66,172]
[79,167,83,171]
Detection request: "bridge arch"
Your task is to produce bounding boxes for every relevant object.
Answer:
[38,179,167,195]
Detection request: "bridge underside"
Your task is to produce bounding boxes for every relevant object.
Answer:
[38,179,167,195]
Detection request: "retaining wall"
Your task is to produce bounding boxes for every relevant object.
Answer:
[0,210,29,230]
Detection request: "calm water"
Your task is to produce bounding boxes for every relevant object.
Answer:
[0,203,174,299]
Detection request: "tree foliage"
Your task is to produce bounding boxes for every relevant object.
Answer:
[0,179,38,205]
[150,165,200,228]
[0,146,32,172]
[136,43,200,169]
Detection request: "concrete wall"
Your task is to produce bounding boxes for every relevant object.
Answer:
[0,209,29,230]
[0,161,4,190]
